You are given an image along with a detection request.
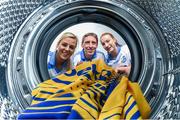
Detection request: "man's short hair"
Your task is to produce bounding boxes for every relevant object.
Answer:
[82,32,98,45]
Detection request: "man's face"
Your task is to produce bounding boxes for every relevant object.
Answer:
[81,36,98,59]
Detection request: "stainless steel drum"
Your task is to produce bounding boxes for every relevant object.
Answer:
[0,0,180,119]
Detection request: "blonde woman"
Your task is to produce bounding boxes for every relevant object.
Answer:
[47,32,78,78]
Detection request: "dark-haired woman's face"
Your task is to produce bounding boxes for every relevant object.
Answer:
[101,34,117,54]
[56,37,77,61]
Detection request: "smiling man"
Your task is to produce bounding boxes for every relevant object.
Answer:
[72,32,105,67]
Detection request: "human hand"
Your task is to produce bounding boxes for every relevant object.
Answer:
[115,65,131,76]
[76,61,83,66]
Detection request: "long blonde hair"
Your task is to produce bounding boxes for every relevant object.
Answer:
[56,32,78,70]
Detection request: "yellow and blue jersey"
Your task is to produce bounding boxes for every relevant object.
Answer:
[18,60,151,119]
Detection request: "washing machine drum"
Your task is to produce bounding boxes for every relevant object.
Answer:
[0,0,179,119]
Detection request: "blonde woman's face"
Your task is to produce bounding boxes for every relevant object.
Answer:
[56,37,77,61]
[101,34,117,54]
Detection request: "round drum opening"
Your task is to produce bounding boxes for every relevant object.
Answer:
[35,7,143,83]
[46,22,132,78]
